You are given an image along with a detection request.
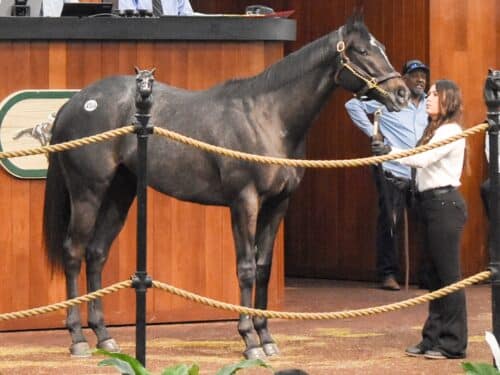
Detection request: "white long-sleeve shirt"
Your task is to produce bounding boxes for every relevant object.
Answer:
[390,123,465,192]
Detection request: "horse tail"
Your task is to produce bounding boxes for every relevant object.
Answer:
[43,148,70,273]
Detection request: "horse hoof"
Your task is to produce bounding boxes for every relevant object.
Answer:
[244,347,266,360]
[97,338,121,353]
[262,343,280,357]
[69,342,91,358]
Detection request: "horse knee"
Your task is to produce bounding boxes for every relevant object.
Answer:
[86,245,107,272]
[237,263,256,288]
[62,242,84,273]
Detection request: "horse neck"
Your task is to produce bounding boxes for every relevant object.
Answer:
[252,31,342,145]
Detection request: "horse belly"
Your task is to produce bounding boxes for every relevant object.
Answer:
[146,156,227,206]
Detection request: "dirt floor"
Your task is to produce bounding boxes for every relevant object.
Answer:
[0,278,494,375]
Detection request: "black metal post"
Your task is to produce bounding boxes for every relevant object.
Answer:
[131,70,154,367]
[485,70,500,360]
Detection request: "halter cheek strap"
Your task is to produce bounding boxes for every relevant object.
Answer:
[334,28,400,98]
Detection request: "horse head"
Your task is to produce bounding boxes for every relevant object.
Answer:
[484,68,500,110]
[334,13,409,111]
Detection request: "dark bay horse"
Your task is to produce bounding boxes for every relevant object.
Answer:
[43,15,409,359]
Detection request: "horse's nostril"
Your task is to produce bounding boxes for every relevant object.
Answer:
[397,87,407,98]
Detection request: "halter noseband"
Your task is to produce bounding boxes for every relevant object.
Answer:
[334,28,401,98]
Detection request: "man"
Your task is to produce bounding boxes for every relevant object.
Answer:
[41,0,77,17]
[117,0,193,15]
[345,59,429,290]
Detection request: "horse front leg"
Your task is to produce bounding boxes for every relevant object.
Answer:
[230,190,265,360]
[254,197,289,357]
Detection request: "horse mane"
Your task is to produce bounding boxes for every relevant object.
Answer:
[215,17,370,96]
[214,33,333,96]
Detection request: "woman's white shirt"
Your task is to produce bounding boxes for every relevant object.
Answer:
[390,123,465,192]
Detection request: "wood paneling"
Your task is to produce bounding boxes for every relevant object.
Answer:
[193,1,494,281]
[282,0,430,281]
[0,41,285,330]
[429,0,499,276]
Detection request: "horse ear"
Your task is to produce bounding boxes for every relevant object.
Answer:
[345,7,365,34]
[489,68,494,75]
[134,66,140,74]
[151,67,156,76]
[353,2,364,22]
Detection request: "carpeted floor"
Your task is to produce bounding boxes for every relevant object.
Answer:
[0,278,494,374]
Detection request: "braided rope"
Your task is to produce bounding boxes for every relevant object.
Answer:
[0,280,132,321]
[151,270,491,320]
[0,126,135,159]
[154,123,488,168]
[0,271,490,321]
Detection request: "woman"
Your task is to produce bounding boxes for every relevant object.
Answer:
[372,80,467,359]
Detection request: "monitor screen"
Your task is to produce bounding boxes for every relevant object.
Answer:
[60,2,112,17]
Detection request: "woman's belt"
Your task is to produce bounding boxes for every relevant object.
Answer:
[417,186,457,200]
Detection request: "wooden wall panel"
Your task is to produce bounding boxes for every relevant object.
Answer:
[276,0,430,281]
[193,1,434,281]
[429,0,499,276]
[0,41,285,330]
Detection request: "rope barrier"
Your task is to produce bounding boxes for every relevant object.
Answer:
[0,126,135,159]
[0,280,132,321]
[0,271,491,322]
[153,123,488,168]
[0,121,491,322]
[151,270,491,319]
[0,120,485,170]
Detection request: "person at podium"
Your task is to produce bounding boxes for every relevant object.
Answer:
[117,0,193,15]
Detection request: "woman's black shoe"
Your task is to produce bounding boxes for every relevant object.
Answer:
[405,345,426,357]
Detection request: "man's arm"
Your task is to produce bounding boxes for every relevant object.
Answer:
[345,98,379,138]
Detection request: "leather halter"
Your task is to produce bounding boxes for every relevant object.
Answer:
[333,28,401,98]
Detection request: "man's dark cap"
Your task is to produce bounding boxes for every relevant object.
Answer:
[402,59,429,75]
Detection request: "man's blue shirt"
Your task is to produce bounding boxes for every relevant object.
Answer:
[345,97,428,179]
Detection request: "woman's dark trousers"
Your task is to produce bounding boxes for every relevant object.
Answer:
[418,190,467,358]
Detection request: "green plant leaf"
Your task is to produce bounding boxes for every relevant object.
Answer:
[215,359,272,375]
[161,363,200,375]
[99,358,136,374]
[95,349,151,375]
[462,362,500,375]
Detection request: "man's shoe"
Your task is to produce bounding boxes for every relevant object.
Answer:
[381,275,400,291]
[424,350,447,360]
[405,345,426,357]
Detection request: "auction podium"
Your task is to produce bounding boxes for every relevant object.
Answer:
[0,16,295,330]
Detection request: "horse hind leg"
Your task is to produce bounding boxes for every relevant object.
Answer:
[64,185,109,357]
[230,188,265,360]
[253,196,290,357]
[86,166,136,352]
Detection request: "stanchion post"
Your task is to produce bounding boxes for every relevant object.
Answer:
[485,69,500,356]
[131,69,154,366]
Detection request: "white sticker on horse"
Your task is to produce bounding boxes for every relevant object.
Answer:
[84,99,98,111]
